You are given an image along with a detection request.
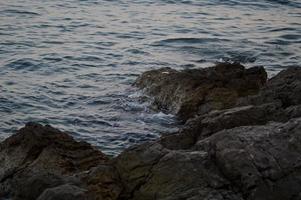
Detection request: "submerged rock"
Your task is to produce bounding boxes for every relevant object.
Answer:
[135,63,267,120]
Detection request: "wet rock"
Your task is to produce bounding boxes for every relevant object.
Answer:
[135,63,267,120]
[159,67,301,150]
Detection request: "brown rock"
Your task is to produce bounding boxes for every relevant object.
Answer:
[135,63,267,121]
[0,123,122,200]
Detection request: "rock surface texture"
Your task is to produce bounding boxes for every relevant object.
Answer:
[0,123,122,200]
[1,63,301,200]
[134,63,267,120]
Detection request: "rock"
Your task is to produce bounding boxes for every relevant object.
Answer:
[196,118,301,200]
[115,117,301,200]
[135,63,267,120]
[0,122,122,200]
[114,142,169,199]
[37,184,87,200]
[159,103,283,150]
[113,65,301,200]
[159,67,301,150]
[115,141,241,200]
[238,66,301,107]
[1,65,301,200]
[11,172,67,200]
[78,165,123,200]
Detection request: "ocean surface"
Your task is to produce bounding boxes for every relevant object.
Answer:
[0,0,300,155]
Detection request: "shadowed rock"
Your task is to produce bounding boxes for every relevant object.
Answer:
[0,123,122,200]
[115,117,301,200]
[159,67,301,150]
[237,66,301,107]
[135,63,267,121]
[37,184,87,200]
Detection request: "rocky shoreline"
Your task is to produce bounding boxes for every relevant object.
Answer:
[1,63,301,200]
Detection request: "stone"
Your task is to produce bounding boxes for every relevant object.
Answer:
[37,184,87,200]
[112,65,301,200]
[116,117,301,200]
[238,66,301,107]
[135,63,267,120]
[0,123,121,200]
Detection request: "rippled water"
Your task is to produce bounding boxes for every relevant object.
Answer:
[0,0,301,155]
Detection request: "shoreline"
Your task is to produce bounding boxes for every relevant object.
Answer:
[1,63,301,200]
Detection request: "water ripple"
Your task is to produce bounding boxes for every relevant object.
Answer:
[0,0,300,156]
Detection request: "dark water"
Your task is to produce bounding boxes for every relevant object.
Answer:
[0,0,300,155]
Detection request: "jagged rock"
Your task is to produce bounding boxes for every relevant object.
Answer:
[135,63,267,120]
[238,66,301,107]
[196,118,301,200]
[0,123,122,200]
[159,103,283,150]
[114,142,242,200]
[115,117,301,200]
[160,67,301,150]
[112,65,301,200]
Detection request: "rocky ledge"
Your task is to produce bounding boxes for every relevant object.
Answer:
[1,63,301,200]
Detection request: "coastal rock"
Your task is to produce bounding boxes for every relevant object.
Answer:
[196,118,301,200]
[237,66,301,107]
[115,142,243,200]
[1,65,301,200]
[113,65,301,200]
[0,123,122,200]
[37,184,87,200]
[159,102,282,150]
[115,117,301,200]
[135,63,267,120]
[160,66,301,150]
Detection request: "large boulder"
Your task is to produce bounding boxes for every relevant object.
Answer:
[159,66,301,150]
[0,123,122,200]
[135,63,267,120]
[115,117,301,200]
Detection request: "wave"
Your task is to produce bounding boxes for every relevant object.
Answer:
[0,9,40,16]
[153,37,231,46]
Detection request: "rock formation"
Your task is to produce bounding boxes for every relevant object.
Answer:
[0,123,122,200]
[1,63,301,200]
[134,62,267,121]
